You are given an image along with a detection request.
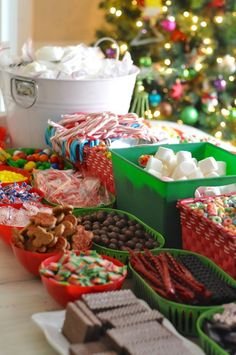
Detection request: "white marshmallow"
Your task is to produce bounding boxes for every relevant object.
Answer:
[198,157,218,175]
[172,160,197,179]
[145,156,163,173]
[216,161,226,176]
[188,168,204,179]
[162,165,170,177]
[176,176,188,180]
[161,176,174,181]
[155,147,174,163]
[176,151,192,164]
[165,155,177,175]
[205,171,219,178]
[147,169,162,179]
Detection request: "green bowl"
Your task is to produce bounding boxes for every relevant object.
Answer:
[73,207,165,264]
[197,306,230,355]
[129,248,236,337]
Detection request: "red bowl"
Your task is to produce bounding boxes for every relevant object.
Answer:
[0,225,22,246]
[40,254,127,307]
[0,165,31,186]
[11,243,61,277]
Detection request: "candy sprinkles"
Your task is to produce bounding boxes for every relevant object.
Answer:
[187,195,236,233]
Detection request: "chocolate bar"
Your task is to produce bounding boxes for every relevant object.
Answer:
[106,321,172,353]
[62,302,102,344]
[124,337,191,355]
[108,310,163,328]
[82,290,138,311]
[97,302,149,325]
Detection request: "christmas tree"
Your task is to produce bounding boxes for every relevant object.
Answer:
[96,0,236,144]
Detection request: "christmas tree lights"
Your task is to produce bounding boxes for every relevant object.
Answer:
[96,0,236,144]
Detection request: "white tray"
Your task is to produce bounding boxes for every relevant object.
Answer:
[32,310,205,355]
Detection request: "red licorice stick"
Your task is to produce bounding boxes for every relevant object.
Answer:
[165,252,185,275]
[165,252,206,294]
[143,249,162,280]
[130,256,167,294]
[158,253,176,298]
[138,253,158,274]
[168,265,206,296]
[172,279,196,303]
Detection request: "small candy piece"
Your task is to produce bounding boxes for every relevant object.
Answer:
[207,202,218,216]
[39,154,49,162]
[50,155,59,164]
[24,161,37,171]
[145,157,163,173]
[51,163,59,169]
[13,150,22,156]
[138,155,151,168]
[209,216,222,223]
[198,157,218,175]
[176,151,192,164]
[0,148,10,162]
[15,158,27,168]
[154,147,174,163]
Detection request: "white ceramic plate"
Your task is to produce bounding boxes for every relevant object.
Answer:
[32,310,205,355]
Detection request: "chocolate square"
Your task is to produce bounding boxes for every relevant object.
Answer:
[62,302,99,344]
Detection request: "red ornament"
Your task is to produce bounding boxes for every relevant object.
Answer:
[170,81,185,100]
[207,0,225,7]
[170,29,187,42]
[136,0,145,7]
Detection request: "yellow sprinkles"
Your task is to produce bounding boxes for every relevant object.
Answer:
[0,170,27,183]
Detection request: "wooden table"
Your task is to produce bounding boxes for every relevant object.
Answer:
[0,241,61,355]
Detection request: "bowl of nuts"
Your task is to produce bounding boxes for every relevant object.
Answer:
[74,208,165,263]
[11,204,94,276]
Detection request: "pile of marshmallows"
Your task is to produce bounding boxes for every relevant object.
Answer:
[145,147,226,181]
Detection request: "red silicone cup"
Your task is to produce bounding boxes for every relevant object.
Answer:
[39,253,127,307]
[11,243,61,277]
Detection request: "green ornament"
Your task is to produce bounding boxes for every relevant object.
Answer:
[182,69,190,79]
[229,108,236,120]
[180,106,199,125]
[189,68,197,79]
[139,56,152,68]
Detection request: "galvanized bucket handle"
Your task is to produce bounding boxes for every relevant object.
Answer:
[10,76,38,109]
[94,37,120,61]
